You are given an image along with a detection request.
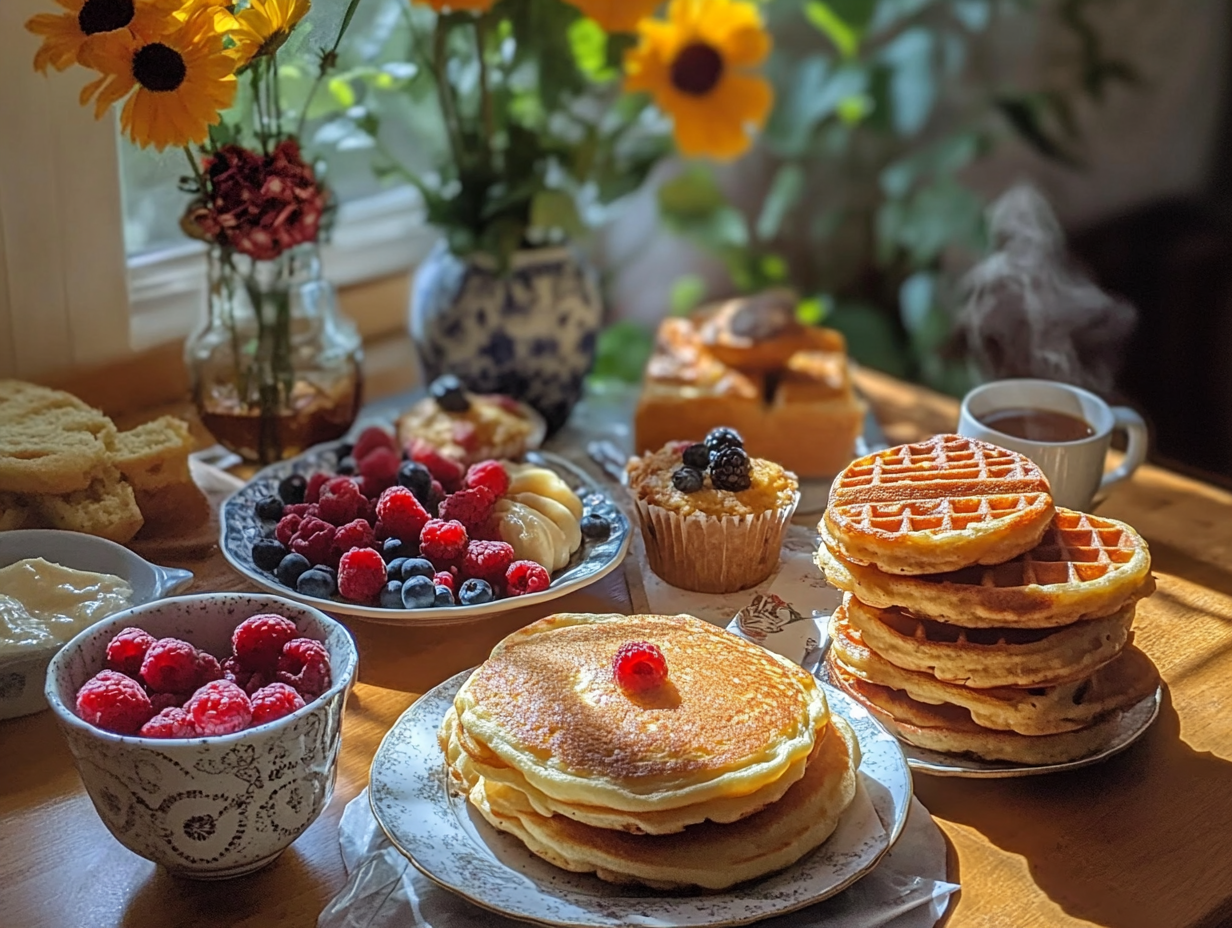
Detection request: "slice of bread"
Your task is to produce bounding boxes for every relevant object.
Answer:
[0,380,117,495]
[29,466,144,544]
[0,493,32,531]
[112,415,195,492]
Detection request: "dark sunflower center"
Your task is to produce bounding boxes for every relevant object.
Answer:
[132,43,187,93]
[77,0,134,35]
[670,42,724,96]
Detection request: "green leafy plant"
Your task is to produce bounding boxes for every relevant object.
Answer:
[654,0,1137,395]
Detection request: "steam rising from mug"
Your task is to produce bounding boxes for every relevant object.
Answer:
[957,184,1136,394]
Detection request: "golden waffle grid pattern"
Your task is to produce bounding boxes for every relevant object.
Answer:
[831,435,1050,535]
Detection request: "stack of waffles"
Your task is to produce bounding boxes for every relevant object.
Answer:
[817,434,1160,765]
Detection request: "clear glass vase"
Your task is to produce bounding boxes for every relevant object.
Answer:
[186,244,364,464]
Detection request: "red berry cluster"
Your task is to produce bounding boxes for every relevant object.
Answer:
[74,614,331,739]
[261,434,560,607]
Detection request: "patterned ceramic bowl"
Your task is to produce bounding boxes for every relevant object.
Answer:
[44,593,358,880]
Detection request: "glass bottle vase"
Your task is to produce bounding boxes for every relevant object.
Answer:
[186,244,364,465]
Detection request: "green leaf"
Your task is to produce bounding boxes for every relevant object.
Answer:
[796,295,832,325]
[898,271,936,335]
[759,254,789,283]
[568,17,616,82]
[762,57,831,157]
[805,2,860,58]
[529,189,585,237]
[879,130,984,198]
[327,76,356,108]
[590,321,656,384]
[876,178,985,268]
[657,166,727,218]
[951,0,991,32]
[879,28,936,136]
[756,164,806,242]
[995,96,1084,167]
[837,93,874,125]
[826,302,911,378]
[670,275,706,316]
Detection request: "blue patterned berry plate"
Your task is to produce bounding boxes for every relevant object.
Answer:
[220,449,631,627]
[369,671,912,928]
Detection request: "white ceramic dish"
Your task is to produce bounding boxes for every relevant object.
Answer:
[44,592,358,879]
[369,672,913,928]
[0,530,193,720]
[220,450,631,627]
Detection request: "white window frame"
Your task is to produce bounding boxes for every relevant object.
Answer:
[1,0,434,380]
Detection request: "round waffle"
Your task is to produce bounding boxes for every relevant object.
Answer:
[839,594,1134,689]
[457,716,860,891]
[824,434,1055,575]
[451,613,829,817]
[817,508,1154,628]
[829,612,1159,736]
[827,655,1129,765]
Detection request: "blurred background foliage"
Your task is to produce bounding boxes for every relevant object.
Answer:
[597,0,1138,394]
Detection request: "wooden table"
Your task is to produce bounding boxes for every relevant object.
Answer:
[4,361,1232,928]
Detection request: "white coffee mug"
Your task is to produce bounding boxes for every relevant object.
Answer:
[958,379,1148,511]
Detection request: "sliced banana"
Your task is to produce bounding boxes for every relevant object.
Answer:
[513,492,582,556]
[493,499,569,571]
[504,463,584,520]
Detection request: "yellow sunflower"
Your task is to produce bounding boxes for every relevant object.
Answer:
[25,0,178,73]
[625,0,773,161]
[224,0,311,64]
[414,0,495,12]
[81,8,238,151]
[568,0,662,34]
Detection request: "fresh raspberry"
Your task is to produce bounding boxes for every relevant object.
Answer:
[275,512,304,547]
[149,691,191,712]
[283,502,320,519]
[420,519,469,561]
[187,680,253,736]
[250,683,307,726]
[506,560,550,596]
[222,657,272,695]
[408,438,465,491]
[333,518,376,557]
[105,627,156,677]
[451,420,478,452]
[290,516,339,567]
[358,447,400,489]
[461,540,514,582]
[318,477,364,525]
[439,486,496,532]
[305,472,331,504]
[196,652,223,684]
[352,426,398,463]
[433,571,456,593]
[277,637,332,698]
[338,547,387,602]
[75,670,154,735]
[232,613,299,672]
[139,707,197,739]
[465,460,510,498]
[141,638,203,693]
[612,641,668,693]
[376,487,430,543]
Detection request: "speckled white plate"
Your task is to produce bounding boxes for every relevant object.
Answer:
[368,671,912,928]
[220,450,630,627]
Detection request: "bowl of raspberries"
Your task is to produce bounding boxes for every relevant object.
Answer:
[220,425,630,625]
[44,592,358,880]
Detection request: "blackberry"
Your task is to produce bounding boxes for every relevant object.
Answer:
[254,496,284,521]
[397,461,433,501]
[580,513,611,541]
[709,446,752,491]
[278,474,307,505]
[430,375,470,413]
[336,456,357,476]
[705,427,744,454]
[336,442,354,462]
[681,443,710,470]
[252,538,287,572]
[671,466,704,494]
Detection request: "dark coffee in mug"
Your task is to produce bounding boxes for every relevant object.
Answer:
[977,407,1096,443]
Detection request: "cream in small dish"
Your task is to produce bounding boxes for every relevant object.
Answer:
[0,530,193,719]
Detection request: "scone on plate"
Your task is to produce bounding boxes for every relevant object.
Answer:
[626,429,799,593]
[112,415,195,492]
[28,466,144,544]
[397,375,546,466]
[0,380,117,495]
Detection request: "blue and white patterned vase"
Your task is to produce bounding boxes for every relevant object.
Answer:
[409,242,602,434]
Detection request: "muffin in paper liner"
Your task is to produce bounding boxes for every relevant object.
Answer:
[634,491,801,593]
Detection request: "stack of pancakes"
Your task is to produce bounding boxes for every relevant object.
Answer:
[817,435,1160,765]
[439,612,861,890]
